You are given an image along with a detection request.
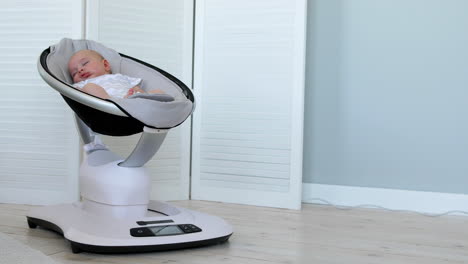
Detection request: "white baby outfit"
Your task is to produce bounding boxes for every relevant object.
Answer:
[72,73,141,99]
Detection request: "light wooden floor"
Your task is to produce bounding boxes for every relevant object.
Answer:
[1,200,468,264]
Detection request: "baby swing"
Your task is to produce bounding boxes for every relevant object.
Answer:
[26,38,232,253]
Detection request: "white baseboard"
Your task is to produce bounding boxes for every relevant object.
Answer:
[302,183,468,216]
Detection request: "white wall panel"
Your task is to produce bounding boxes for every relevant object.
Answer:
[86,0,193,200]
[192,0,307,209]
[0,0,82,204]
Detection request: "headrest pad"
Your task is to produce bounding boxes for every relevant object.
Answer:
[46,38,122,84]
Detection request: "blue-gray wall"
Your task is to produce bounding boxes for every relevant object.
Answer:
[303,0,468,194]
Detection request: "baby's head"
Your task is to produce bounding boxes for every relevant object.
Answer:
[68,50,111,83]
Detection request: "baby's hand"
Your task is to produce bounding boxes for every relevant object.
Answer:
[125,86,145,98]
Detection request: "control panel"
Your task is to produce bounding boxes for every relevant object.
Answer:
[130,224,202,237]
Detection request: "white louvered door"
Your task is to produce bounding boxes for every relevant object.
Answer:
[86,0,194,200]
[191,0,307,209]
[0,0,83,204]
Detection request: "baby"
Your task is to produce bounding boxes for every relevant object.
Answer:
[68,50,164,99]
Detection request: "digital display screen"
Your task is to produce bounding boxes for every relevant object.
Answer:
[149,225,184,236]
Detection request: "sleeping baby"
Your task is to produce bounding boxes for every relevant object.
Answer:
[68,49,164,99]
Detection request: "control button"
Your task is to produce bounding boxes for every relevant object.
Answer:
[130,227,154,237]
[178,224,202,233]
[188,224,202,232]
[179,224,193,233]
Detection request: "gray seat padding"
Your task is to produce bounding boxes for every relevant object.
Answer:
[46,38,193,129]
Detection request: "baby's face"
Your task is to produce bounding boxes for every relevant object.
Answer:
[68,50,111,83]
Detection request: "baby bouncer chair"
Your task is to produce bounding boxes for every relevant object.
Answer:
[26,38,232,253]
